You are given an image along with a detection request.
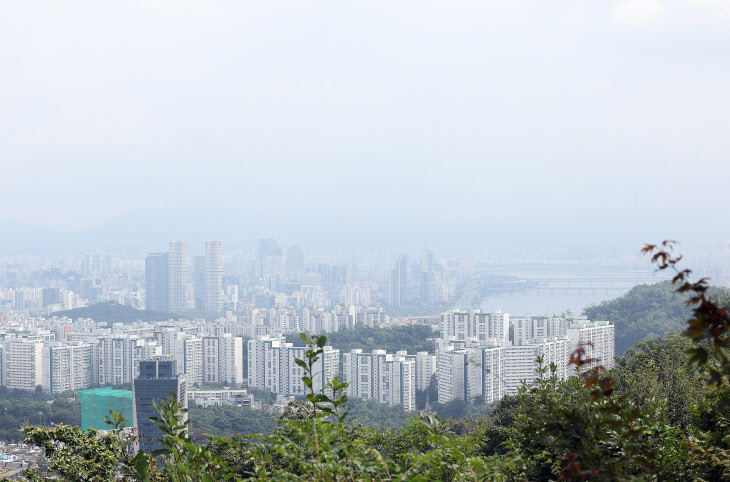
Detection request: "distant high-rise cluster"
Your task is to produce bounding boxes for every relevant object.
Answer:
[144,240,224,313]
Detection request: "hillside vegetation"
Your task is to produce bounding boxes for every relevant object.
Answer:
[583,281,697,355]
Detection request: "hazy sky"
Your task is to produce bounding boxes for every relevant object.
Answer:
[2,1,729,254]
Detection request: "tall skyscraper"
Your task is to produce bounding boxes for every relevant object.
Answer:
[133,359,188,454]
[168,241,187,312]
[286,244,305,280]
[193,256,205,311]
[420,249,435,305]
[145,252,169,312]
[390,254,407,306]
[204,240,223,312]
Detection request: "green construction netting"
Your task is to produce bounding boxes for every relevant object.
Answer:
[78,388,134,431]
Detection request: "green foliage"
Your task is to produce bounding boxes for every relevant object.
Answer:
[584,280,694,355]
[507,353,689,480]
[245,386,276,406]
[612,332,708,429]
[285,324,437,354]
[54,301,179,324]
[0,393,78,442]
[188,404,278,441]
[150,393,238,481]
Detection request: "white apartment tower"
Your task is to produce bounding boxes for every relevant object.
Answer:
[440,310,509,344]
[502,337,571,396]
[203,334,243,385]
[42,342,92,393]
[204,240,223,312]
[397,350,436,391]
[174,336,203,386]
[342,349,416,411]
[436,346,468,404]
[248,335,339,397]
[512,316,567,346]
[98,335,142,386]
[566,319,616,371]
[168,241,188,312]
[2,338,44,391]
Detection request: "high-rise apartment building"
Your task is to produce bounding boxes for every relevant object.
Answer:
[133,359,188,453]
[174,336,203,386]
[2,338,43,391]
[98,336,142,386]
[42,342,92,394]
[440,309,509,344]
[168,241,187,312]
[248,335,339,397]
[145,252,169,312]
[511,316,567,346]
[502,337,571,396]
[343,349,416,410]
[204,240,223,312]
[566,319,615,371]
[411,351,436,391]
[390,254,407,306]
[202,334,243,385]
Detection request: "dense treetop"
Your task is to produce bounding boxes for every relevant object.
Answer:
[584,280,698,355]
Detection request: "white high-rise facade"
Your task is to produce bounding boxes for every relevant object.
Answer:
[437,346,468,403]
[42,342,92,393]
[168,241,188,312]
[174,336,203,386]
[512,316,567,346]
[566,319,615,371]
[502,337,571,396]
[2,338,43,391]
[98,335,143,386]
[440,309,509,344]
[342,349,416,411]
[204,240,223,312]
[412,351,436,391]
[203,334,243,385]
[248,335,339,397]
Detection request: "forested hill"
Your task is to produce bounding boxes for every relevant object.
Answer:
[583,280,726,355]
[285,324,437,354]
[53,302,178,324]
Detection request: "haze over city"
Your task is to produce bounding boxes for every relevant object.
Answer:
[2,0,730,258]
[2,2,730,480]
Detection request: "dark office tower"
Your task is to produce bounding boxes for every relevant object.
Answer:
[133,359,188,454]
[390,254,408,306]
[420,249,435,305]
[286,244,304,280]
[145,253,169,312]
[194,256,205,311]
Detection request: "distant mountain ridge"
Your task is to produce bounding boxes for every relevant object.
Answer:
[53,302,179,324]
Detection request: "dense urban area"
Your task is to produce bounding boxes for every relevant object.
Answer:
[0,239,626,474]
